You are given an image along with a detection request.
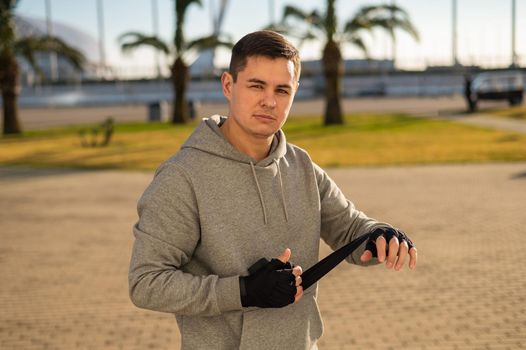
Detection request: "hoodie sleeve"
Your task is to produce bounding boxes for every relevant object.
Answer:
[313,163,392,266]
[128,161,242,316]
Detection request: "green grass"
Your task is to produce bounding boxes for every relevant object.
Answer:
[1,113,526,171]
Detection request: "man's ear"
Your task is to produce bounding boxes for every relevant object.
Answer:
[221,71,233,101]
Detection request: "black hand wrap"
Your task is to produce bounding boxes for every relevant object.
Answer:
[239,258,296,308]
[365,227,415,257]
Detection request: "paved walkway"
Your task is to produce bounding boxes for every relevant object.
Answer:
[1,163,526,349]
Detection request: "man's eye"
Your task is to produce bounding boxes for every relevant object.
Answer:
[277,89,289,95]
[250,85,263,89]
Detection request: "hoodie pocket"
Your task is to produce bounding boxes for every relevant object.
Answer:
[239,292,323,350]
[178,312,243,350]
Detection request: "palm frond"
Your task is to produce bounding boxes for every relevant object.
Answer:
[345,4,419,41]
[343,16,373,34]
[360,4,410,19]
[308,10,325,29]
[118,32,171,55]
[0,0,19,12]
[179,0,202,14]
[283,6,324,30]
[367,17,419,41]
[297,30,318,50]
[280,5,326,43]
[282,5,311,22]
[390,17,419,41]
[14,36,85,71]
[185,34,233,52]
[347,35,369,57]
[12,37,41,74]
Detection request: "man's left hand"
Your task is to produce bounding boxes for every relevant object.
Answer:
[359,227,418,270]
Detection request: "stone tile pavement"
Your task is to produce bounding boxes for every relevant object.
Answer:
[1,163,525,349]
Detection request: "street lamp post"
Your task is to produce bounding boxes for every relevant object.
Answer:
[152,0,162,78]
[511,0,517,67]
[452,0,459,66]
[391,0,396,68]
[96,0,107,78]
[45,0,58,81]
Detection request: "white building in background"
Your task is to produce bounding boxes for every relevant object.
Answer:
[15,15,100,84]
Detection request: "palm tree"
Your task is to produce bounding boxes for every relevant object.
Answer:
[375,2,420,66]
[1,0,85,135]
[119,0,232,124]
[278,1,419,125]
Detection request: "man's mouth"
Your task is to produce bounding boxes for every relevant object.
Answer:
[253,113,275,120]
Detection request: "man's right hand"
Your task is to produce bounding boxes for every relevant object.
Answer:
[240,248,303,308]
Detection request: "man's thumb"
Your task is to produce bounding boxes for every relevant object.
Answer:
[277,248,291,264]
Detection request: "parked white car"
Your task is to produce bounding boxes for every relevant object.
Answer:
[469,71,524,111]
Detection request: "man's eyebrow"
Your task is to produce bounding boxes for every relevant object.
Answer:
[247,78,266,85]
[247,78,292,90]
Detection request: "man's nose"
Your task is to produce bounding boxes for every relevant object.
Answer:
[260,92,277,108]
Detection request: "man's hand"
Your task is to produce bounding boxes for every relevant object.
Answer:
[277,248,303,303]
[239,248,303,308]
[360,227,418,270]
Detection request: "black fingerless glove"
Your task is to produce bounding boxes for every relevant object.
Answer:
[366,227,415,257]
[239,258,296,308]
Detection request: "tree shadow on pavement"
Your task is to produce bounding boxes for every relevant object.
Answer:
[510,170,526,179]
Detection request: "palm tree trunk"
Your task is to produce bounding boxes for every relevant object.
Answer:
[322,40,344,125]
[171,56,189,124]
[1,56,22,135]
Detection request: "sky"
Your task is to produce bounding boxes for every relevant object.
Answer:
[15,0,526,78]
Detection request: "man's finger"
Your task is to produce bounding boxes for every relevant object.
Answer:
[408,247,418,269]
[292,265,302,277]
[360,249,373,262]
[294,286,303,303]
[277,248,291,264]
[295,275,302,287]
[376,236,387,262]
[386,237,399,269]
[395,241,409,271]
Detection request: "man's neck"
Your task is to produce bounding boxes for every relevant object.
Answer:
[220,118,273,162]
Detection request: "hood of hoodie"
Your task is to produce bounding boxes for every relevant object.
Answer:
[180,115,287,167]
[180,115,290,225]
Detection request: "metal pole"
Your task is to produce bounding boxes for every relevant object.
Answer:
[452,0,458,66]
[217,0,229,32]
[45,0,58,81]
[152,0,162,78]
[511,0,517,67]
[391,0,396,68]
[96,0,107,78]
[209,0,217,32]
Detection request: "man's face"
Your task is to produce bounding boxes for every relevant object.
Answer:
[221,55,298,140]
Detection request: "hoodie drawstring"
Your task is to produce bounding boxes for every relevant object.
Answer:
[249,160,289,225]
[274,159,289,222]
[250,161,268,225]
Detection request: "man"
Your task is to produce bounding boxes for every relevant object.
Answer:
[129,30,417,350]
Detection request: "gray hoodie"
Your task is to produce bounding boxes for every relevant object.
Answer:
[129,115,388,349]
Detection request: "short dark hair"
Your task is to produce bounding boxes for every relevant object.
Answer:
[229,30,301,82]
